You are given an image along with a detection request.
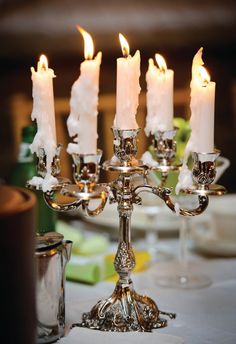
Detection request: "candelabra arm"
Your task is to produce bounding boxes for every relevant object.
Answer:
[43,190,84,212]
[82,195,108,217]
[134,184,209,217]
[157,191,209,217]
[133,184,157,195]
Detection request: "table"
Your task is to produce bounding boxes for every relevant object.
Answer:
[64,239,236,344]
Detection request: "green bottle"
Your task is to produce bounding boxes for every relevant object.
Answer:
[10,125,57,234]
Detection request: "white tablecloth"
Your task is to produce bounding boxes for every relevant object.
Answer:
[63,241,236,344]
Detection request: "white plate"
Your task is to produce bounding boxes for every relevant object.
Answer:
[190,194,236,256]
[191,223,236,257]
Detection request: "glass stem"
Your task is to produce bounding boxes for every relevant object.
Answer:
[178,217,189,276]
[145,214,159,255]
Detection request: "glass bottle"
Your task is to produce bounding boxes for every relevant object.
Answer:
[10,125,56,234]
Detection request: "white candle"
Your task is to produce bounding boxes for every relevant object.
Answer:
[175,47,216,194]
[145,54,174,135]
[30,54,57,176]
[189,47,215,153]
[67,26,102,155]
[113,33,141,129]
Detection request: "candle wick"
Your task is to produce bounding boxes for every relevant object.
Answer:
[122,48,129,58]
[202,79,209,87]
[160,67,166,74]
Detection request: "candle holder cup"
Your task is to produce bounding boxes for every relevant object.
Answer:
[152,128,177,165]
[145,128,181,185]
[183,151,226,196]
[38,144,62,178]
[26,144,71,193]
[27,125,226,332]
[72,150,102,184]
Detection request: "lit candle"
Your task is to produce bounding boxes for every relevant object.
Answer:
[113,33,141,129]
[67,26,102,155]
[189,47,215,153]
[30,54,57,177]
[175,47,216,194]
[145,53,174,135]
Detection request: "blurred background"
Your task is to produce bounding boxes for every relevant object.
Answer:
[1,0,236,190]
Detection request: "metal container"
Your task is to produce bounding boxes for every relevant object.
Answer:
[35,232,72,344]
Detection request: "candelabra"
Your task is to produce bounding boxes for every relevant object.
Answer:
[27,127,226,332]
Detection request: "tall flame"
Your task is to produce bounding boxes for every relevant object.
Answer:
[155,53,167,73]
[198,66,210,85]
[119,33,130,57]
[38,54,48,71]
[77,26,94,60]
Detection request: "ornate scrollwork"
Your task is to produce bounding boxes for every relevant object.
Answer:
[114,242,136,275]
[76,280,174,332]
[192,161,216,185]
[38,144,62,178]
[72,150,102,184]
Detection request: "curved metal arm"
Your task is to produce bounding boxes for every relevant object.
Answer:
[44,190,83,212]
[43,180,109,216]
[159,190,209,216]
[82,193,108,217]
[133,184,209,217]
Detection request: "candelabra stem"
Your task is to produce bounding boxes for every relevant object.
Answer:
[118,202,132,243]
[119,210,131,243]
[118,203,132,244]
[114,176,135,284]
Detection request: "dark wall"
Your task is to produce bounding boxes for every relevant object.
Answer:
[0,0,236,191]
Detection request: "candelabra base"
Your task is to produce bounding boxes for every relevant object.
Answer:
[74,279,175,332]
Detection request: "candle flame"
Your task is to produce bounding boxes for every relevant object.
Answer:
[155,53,167,73]
[39,54,48,71]
[77,26,94,60]
[119,33,130,57]
[198,66,210,85]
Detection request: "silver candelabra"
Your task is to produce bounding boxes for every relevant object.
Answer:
[27,127,226,332]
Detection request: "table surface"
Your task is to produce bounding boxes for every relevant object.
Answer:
[63,239,236,344]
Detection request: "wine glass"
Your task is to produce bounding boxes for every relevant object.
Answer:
[157,196,212,288]
[156,156,230,289]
